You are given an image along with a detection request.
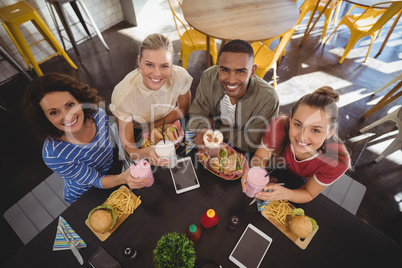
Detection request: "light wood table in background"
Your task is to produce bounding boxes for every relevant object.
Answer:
[182,0,299,67]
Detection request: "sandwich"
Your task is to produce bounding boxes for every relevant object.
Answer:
[288,208,317,239]
[150,124,180,144]
[88,205,117,234]
[209,147,245,175]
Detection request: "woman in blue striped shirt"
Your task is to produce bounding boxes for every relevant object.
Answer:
[24,73,149,203]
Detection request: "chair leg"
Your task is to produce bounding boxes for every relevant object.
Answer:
[50,2,82,64]
[210,44,218,65]
[272,62,277,88]
[324,21,342,44]
[70,1,92,38]
[360,108,399,133]
[46,2,66,51]
[2,23,31,69]
[339,32,360,64]
[182,50,189,69]
[6,23,43,76]
[373,73,402,95]
[0,46,32,81]
[77,0,110,51]
[363,36,375,62]
[30,17,78,70]
[375,136,402,162]
[333,1,343,26]
[362,82,402,119]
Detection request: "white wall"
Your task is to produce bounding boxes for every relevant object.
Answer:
[0,0,124,83]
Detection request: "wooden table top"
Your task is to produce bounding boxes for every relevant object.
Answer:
[182,0,299,42]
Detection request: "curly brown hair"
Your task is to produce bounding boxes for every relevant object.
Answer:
[24,73,102,141]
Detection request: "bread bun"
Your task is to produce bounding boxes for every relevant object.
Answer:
[88,205,117,234]
[289,215,313,239]
[209,157,220,172]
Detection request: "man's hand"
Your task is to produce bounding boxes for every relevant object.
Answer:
[194,128,208,154]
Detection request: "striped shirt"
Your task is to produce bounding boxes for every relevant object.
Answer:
[42,109,113,203]
[219,94,236,126]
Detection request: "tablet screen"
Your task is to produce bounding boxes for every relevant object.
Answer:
[229,224,272,268]
[170,157,200,194]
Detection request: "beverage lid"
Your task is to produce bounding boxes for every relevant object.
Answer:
[207,209,215,218]
[189,224,197,233]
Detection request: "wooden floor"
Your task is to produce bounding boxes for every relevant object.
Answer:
[0,1,401,265]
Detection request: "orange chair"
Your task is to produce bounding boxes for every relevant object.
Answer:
[251,28,296,88]
[324,1,401,64]
[0,1,78,76]
[297,0,343,42]
[168,0,217,69]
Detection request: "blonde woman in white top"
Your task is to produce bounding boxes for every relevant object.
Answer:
[110,33,192,166]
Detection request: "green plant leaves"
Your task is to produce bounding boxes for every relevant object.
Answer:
[153,232,196,268]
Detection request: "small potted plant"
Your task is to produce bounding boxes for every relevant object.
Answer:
[153,232,196,268]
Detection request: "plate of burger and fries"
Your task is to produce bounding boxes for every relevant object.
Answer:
[86,185,141,241]
[141,120,184,149]
[197,142,248,180]
[261,200,319,249]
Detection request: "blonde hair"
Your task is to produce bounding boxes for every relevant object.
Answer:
[138,33,174,61]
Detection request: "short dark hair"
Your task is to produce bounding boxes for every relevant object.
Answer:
[24,73,102,141]
[218,39,254,60]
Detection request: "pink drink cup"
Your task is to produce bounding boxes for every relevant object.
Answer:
[129,159,154,187]
[245,167,269,198]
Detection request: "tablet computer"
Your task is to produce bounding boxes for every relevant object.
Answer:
[229,224,273,268]
[169,157,200,194]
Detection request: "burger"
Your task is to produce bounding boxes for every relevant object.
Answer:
[289,209,317,239]
[88,205,117,234]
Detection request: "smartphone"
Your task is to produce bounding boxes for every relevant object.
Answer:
[169,157,200,194]
[229,224,273,268]
[88,247,121,268]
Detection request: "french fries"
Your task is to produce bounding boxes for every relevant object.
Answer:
[104,187,141,217]
[265,200,293,225]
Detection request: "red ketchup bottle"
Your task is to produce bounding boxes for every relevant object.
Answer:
[186,224,201,243]
[201,209,219,228]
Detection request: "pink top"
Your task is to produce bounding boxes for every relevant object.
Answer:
[261,116,349,186]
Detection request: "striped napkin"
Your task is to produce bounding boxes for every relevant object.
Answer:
[185,131,196,154]
[53,216,86,251]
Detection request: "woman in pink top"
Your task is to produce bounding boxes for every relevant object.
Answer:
[241,86,351,203]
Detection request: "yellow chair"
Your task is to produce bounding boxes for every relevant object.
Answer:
[324,1,402,64]
[251,28,296,88]
[0,1,78,76]
[297,0,343,42]
[168,0,217,69]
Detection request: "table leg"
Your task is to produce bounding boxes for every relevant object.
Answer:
[218,40,227,55]
[375,10,402,58]
[207,35,211,67]
[300,0,333,46]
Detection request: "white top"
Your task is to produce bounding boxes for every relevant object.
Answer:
[219,94,236,126]
[110,65,192,128]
